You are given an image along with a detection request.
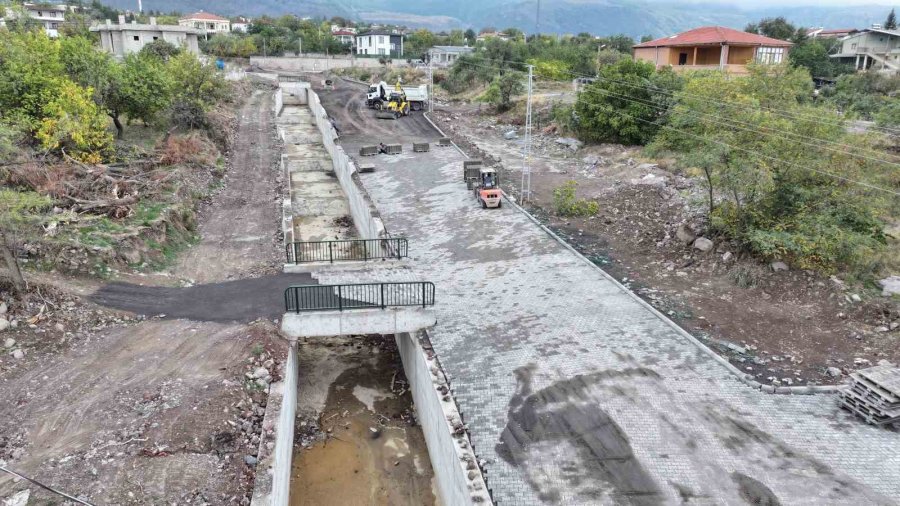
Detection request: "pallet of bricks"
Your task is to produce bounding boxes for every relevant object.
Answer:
[839,363,900,426]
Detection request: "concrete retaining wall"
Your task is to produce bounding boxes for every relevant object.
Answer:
[396,332,491,506]
[281,308,436,338]
[251,56,407,72]
[271,341,298,506]
[305,87,386,240]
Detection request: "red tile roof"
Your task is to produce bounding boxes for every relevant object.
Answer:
[180,12,229,22]
[332,30,356,36]
[634,26,793,48]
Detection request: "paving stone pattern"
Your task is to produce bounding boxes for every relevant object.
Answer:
[354,145,900,505]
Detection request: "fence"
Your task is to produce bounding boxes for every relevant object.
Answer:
[284,282,435,312]
[285,238,408,264]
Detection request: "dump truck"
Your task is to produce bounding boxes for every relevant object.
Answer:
[367,81,428,111]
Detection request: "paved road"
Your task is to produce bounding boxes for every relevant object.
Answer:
[318,82,900,505]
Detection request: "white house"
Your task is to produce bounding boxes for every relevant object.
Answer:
[91,15,201,57]
[332,29,356,46]
[178,11,230,36]
[427,45,474,66]
[2,3,73,37]
[831,26,900,74]
[355,29,403,57]
[231,17,251,33]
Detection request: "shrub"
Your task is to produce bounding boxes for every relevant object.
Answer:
[553,181,599,217]
[36,80,112,163]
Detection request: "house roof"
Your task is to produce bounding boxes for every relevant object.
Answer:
[180,12,228,22]
[430,45,474,53]
[634,26,793,48]
[360,29,401,36]
[332,30,356,36]
[862,28,900,37]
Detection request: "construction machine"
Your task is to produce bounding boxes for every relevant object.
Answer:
[375,80,411,119]
[367,81,427,111]
[472,167,502,209]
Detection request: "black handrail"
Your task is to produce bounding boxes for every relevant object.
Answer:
[284,282,435,313]
[285,237,408,264]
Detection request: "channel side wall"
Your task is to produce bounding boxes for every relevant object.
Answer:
[396,332,492,505]
[251,56,408,72]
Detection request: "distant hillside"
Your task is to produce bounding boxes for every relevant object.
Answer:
[103,0,896,37]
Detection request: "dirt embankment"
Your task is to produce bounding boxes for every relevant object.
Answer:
[431,105,900,386]
[1,84,287,505]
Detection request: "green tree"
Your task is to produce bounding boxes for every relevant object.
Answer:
[36,79,113,163]
[575,59,682,145]
[480,72,524,111]
[118,53,173,127]
[885,8,897,30]
[0,30,65,128]
[139,39,181,62]
[789,38,852,78]
[464,28,476,44]
[0,189,51,294]
[166,52,227,128]
[745,17,797,41]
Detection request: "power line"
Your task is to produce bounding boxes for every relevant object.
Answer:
[450,57,900,166]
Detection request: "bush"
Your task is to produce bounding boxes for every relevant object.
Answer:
[553,181,599,217]
[36,80,112,163]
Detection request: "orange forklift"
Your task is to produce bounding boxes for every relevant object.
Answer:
[466,164,501,209]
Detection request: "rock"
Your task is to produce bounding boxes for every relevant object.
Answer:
[3,338,15,348]
[555,137,583,151]
[721,251,733,262]
[826,367,843,378]
[3,489,30,506]
[891,322,899,331]
[251,367,269,379]
[582,155,602,165]
[243,455,257,466]
[675,224,696,245]
[876,326,890,333]
[255,378,269,389]
[11,349,24,360]
[0,302,7,314]
[878,276,900,297]
[631,173,667,188]
[54,323,64,332]
[853,357,871,366]
[850,293,861,303]
[635,162,659,171]
[503,130,517,140]
[369,427,381,440]
[0,319,8,332]
[771,261,789,272]
[120,247,142,265]
[693,237,714,252]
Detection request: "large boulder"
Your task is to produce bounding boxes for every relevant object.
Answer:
[878,276,900,297]
[675,224,696,245]
[771,261,789,272]
[693,237,714,252]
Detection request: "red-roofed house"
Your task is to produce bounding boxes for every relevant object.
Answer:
[178,11,230,35]
[633,26,793,75]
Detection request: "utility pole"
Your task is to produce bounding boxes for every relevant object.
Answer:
[298,37,302,56]
[428,58,434,113]
[535,0,540,38]
[520,64,534,203]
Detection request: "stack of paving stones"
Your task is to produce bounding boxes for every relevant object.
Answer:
[840,363,900,426]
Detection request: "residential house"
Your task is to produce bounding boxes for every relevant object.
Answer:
[427,45,474,66]
[830,26,900,74]
[476,31,510,42]
[1,3,72,37]
[231,17,251,33]
[332,29,356,46]
[807,27,860,39]
[91,15,200,57]
[633,26,793,75]
[355,29,403,57]
[178,11,230,36]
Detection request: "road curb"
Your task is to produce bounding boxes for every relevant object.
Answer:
[418,117,841,396]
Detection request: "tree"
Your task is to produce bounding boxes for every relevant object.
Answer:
[886,9,897,30]
[789,38,852,78]
[481,72,524,111]
[166,52,227,128]
[0,189,51,295]
[118,54,173,127]
[0,30,65,128]
[575,59,682,145]
[464,28,476,44]
[36,80,113,163]
[745,17,796,42]
[139,39,181,62]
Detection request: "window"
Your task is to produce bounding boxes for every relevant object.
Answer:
[756,46,784,64]
[153,36,158,40]
[133,35,140,41]
[379,36,385,44]
[851,43,857,50]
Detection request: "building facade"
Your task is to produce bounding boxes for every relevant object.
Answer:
[355,30,403,57]
[427,45,474,66]
[831,27,900,74]
[633,26,792,75]
[91,16,201,57]
[1,3,72,37]
[231,17,251,33]
[332,29,356,46]
[178,11,230,35]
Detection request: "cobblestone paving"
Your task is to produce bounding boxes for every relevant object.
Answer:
[353,145,899,505]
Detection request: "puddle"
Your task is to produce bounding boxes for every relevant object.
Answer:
[290,336,436,506]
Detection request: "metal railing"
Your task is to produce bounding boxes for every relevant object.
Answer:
[284,282,435,312]
[285,237,408,264]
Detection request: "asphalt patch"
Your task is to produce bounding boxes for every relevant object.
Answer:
[90,273,317,323]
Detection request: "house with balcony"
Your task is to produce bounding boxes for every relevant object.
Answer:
[332,29,356,46]
[1,3,73,37]
[830,27,900,74]
[178,11,230,37]
[633,26,793,75]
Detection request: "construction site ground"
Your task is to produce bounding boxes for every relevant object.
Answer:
[430,102,900,386]
[0,89,288,504]
[314,77,900,505]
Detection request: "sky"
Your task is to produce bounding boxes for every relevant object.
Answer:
[655,0,898,6]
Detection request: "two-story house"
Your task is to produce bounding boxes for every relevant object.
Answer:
[831,27,900,74]
[633,26,793,75]
[355,30,403,57]
[91,15,201,57]
[178,11,230,37]
[1,3,72,37]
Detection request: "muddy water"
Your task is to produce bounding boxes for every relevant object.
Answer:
[290,336,437,506]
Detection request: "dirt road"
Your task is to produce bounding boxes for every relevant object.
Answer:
[175,89,283,284]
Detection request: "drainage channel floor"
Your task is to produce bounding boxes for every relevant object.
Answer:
[290,335,437,506]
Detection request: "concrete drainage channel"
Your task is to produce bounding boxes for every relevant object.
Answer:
[251,80,491,505]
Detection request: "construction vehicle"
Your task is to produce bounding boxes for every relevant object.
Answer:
[375,80,410,119]
[473,167,501,209]
[367,81,428,111]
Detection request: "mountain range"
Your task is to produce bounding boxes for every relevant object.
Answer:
[103,0,897,38]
